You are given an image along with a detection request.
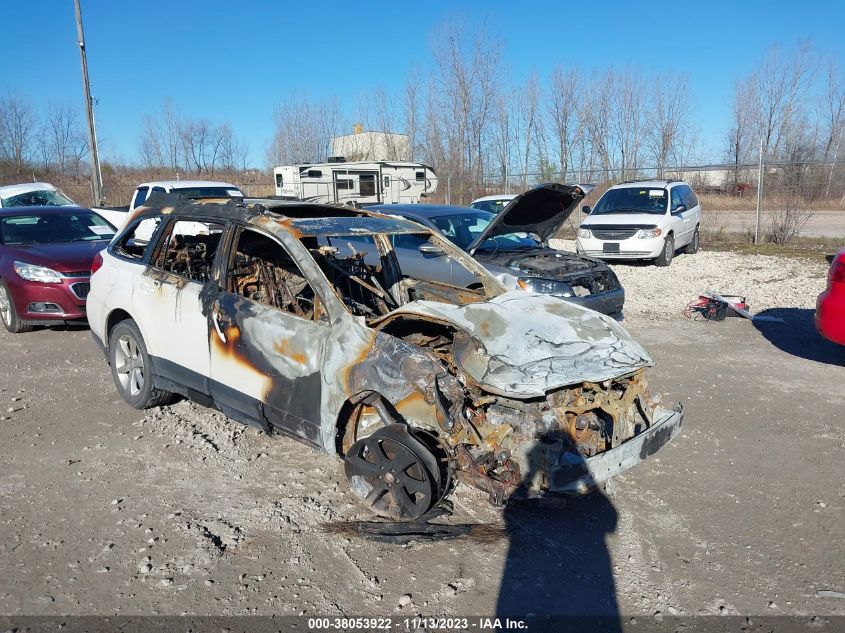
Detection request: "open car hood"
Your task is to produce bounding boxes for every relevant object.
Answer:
[375,290,651,398]
[467,183,595,254]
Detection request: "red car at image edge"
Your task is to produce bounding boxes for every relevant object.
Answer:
[816,249,845,345]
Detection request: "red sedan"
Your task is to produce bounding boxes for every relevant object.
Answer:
[0,206,116,333]
[816,248,845,345]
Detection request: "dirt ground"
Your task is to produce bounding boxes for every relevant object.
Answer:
[1,296,844,620]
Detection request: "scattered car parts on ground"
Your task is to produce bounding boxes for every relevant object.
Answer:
[87,196,682,520]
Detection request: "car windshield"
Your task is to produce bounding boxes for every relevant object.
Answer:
[592,187,668,215]
[430,211,538,251]
[1,189,75,208]
[470,199,512,214]
[171,186,244,199]
[306,230,493,320]
[0,212,116,245]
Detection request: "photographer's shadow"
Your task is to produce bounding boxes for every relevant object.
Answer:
[496,442,620,632]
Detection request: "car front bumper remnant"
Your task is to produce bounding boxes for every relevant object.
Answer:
[547,404,684,494]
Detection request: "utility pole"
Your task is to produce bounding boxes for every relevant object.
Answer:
[74,0,104,206]
[754,136,764,245]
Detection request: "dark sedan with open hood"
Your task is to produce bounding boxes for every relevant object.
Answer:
[369,183,625,317]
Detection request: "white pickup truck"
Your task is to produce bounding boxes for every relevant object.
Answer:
[94,180,245,229]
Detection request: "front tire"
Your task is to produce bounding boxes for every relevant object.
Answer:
[655,235,674,267]
[108,319,173,409]
[0,282,32,334]
[684,226,700,254]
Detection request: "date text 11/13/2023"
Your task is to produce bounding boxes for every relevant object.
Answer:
[307,616,528,630]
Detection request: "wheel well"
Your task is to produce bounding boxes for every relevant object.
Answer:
[105,309,133,344]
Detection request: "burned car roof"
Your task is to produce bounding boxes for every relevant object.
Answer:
[130,194,426,237]
[285,215,423,237]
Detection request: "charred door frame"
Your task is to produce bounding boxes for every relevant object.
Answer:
[206,223,334,447]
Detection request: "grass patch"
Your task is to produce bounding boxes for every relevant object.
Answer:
[702,232,841,262]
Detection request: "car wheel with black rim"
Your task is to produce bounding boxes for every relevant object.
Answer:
[655,234,674,267]
[0,282,32,334]
[108,319,174,409]
[344,423,446,521]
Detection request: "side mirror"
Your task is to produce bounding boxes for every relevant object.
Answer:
[418,244,444,255]
[582,205,591,215]
[672,204,687,214]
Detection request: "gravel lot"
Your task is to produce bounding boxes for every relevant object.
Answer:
[549,239,829,322]
[0,248,843,624]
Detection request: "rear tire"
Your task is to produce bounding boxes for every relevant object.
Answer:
[108,319,174,409]
[655,235,674,267]
[0,282,33,334]
[684,227,700,254]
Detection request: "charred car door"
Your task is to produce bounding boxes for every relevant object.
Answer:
[207,226,330,447]
[136,218,224,394]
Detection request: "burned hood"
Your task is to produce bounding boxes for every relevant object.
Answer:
[375,290,651,397]
[467,183,595,254]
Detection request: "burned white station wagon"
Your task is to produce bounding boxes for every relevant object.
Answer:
[88,195,683,520]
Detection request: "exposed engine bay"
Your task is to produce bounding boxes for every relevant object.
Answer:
[478,248,620,298]
[372,319,661,505]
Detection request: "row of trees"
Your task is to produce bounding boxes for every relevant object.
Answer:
[0,94,89,177]
[2,23,843,207]
[138,99,250,176]
[728,44,845,180]
[266,26,843,203]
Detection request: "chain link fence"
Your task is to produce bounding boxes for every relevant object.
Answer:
[15,158,845,242]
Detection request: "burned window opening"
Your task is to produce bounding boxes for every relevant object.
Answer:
[311,239,396,318]
[158,221,224,283]
[230,228,322,321]
[308,232,492,320]
[114,217,162,260]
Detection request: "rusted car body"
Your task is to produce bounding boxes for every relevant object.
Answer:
[89,195,682,520]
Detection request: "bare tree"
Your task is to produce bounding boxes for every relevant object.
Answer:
[404,69,421,161]
[0,94,38,172]
[429,19,502,198]
[579,70,613,176]
[755,43,816,158]
[219,122,250,172]
[513,74,541,188]
[267,95,342,166]
[610,69,647,179]
[547,66,579,177]
[138,113,164,168]
[490,92,511,190]
[647,72,692,176]
[727,76,759,186]
[137,99,181,171]
[179,117,211,174]
[820,59,845,195]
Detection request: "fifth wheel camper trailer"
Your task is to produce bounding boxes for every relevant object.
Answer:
[273,160,437,205]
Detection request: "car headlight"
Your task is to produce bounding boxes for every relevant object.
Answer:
[638,228,662,239]
[13,261,63,283]
[517,277,573,297]
[577,227,591,238]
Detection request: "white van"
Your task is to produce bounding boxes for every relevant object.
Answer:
[577,180,702,266]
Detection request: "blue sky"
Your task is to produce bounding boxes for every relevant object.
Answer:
[2,0,844,166]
